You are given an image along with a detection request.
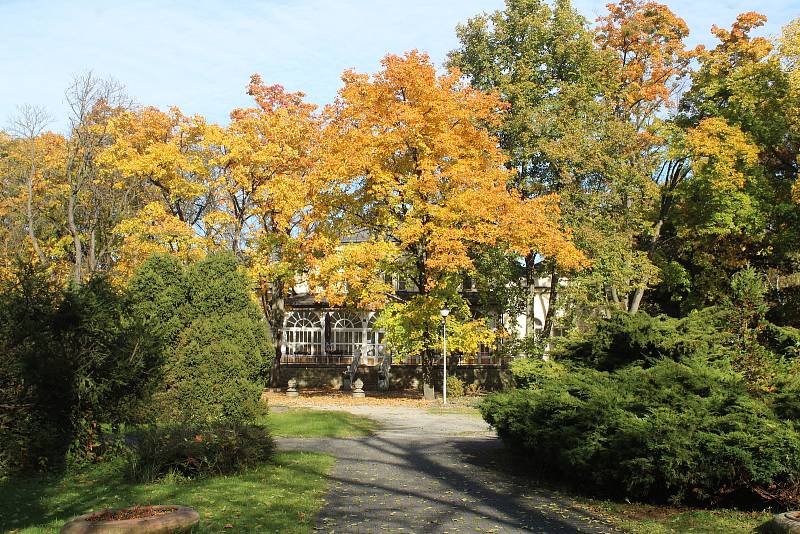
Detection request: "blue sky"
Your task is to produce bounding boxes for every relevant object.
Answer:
[0,0,796,131]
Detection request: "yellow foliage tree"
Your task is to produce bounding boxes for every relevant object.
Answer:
[315,51,583,396]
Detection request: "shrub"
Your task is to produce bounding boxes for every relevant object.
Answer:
[168,313,271,423]
[509,357,566,389]
[126,422,275,482]
[0,270,160,473]
[446,375,465,398]
[482,357,800,507]
[129,253,274,424]
[554,309,733,372]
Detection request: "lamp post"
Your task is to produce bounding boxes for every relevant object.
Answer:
[440,306,450,405]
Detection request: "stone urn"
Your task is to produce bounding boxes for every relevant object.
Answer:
[286,378,299,397]
[767,511,800,533]
[60,505,199,533]
[352,378,365,398]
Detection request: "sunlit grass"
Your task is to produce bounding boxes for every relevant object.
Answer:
[262,408,379,438]
[0,451,333,533]
[576,499,773,533]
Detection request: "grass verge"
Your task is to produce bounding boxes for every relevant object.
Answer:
[581,500,773,533]
[263,408,379,438]
[0,451,333,533]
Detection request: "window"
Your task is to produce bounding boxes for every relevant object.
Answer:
[328,311,363,356]
[285,311,323,358]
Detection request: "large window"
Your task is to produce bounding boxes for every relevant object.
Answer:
[284,311,322,362]
[327,311,363,358]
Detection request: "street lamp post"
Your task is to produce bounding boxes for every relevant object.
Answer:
[440,306,450,405]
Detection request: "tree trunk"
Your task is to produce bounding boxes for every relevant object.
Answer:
[542,269,559,338]
[422,345,435,400]
[25,142,47,265]
[67,185,82,285]
[262,280,286,389]
[629,219,663,314]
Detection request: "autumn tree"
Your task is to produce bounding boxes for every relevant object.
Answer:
[62,73,136,284]
[315,51,582,397]
[9,105,52,267]
[209,75,324,387]
[667,13,800,314]
[449,0,656,333]
[100,105,215,278]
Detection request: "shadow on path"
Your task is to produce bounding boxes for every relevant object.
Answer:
[278,408,617,533]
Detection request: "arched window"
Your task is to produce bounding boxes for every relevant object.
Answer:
[285,311,322,360]
[327,311,363,357]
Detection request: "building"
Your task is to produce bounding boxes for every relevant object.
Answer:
[276,272,556,391]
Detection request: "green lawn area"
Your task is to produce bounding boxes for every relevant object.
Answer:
[0,451,333,533]
[0,409,380,533]
[262,408,379,438]
[578,499,773,533]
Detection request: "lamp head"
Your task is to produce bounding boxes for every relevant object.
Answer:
[440,307,450,318]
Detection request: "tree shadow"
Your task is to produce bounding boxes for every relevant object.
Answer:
[290,433,618,533]
[0,452,333,533]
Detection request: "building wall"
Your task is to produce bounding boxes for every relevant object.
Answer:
[278,364,512,392]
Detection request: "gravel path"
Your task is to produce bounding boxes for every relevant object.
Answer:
[276,404,618,533]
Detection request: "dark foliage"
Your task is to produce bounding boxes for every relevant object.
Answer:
[126,422,275,482]
[0,269,160,473]
[489,308,800,507]
[131,253,273,423]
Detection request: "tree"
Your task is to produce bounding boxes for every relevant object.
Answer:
[594,0,699,315]
[208,75,324,387]
[315,51,582,397]
[100,105,215,279]
[62,73,133,284]
[449,0,657,332]
[9,105,52,267]
[667,13,800,312]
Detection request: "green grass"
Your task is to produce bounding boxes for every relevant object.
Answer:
[579,499,773,533]
[262,408,378,438]
[0,451,333,533]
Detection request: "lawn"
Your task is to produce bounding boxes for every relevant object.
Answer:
[0,451,333,533]
[583,500,773,533]
[427,405,483,417]
[263,408,379,437]
[0,408,380,533]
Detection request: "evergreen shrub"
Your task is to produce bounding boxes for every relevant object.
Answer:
[487,311,800,507]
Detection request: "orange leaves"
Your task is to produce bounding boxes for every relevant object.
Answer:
[113,202,205,279]
[708,12,771,70]
[101,107,210,204]
[596,0,698,116]
[316,51,582,308]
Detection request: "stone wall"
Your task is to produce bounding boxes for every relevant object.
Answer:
[277,364,512,392]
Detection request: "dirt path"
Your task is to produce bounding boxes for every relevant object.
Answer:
[276,403,618,533]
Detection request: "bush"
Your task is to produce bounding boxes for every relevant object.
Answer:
[126,422,275,482]
[446,375,465,398]
[554,308,734,372]
[168,313,271,423]
[0,270,160,473]
[130,253,274,424]
[509,357,566,389]
[482,358,800,507]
